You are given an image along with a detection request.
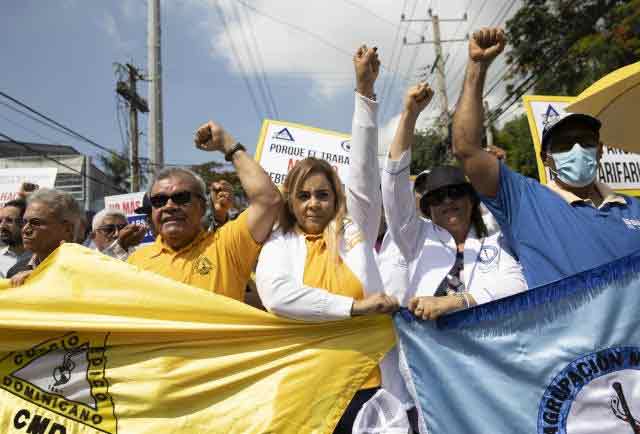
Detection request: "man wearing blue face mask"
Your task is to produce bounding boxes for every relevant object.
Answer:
[451,27,640,288]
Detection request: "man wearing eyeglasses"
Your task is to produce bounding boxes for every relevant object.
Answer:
[0,199,29,278]
[451,27,640,289]
[127,120,282,302]
[90,208,147,260]
[6,189,83,285]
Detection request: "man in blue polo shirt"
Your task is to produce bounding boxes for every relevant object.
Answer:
[451,27,640,289]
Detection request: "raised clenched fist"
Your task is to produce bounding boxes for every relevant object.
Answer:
[194,121,236,153]
[404,82,434,116]
[353,44,380,99]
[469,27,506,64]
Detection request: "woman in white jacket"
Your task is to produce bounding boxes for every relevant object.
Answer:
[256,44,399,434]
[382,82,528,320]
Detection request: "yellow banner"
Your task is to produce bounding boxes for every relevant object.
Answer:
[0,244,395,434]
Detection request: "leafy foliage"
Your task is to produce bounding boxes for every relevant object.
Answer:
[505,0,640,96]
[494,115,539,180]
[190,160,246,205]
[410,128,451,174]
[98,148,148,192]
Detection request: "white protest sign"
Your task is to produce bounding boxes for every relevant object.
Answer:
[104,192,154,243]
[255,120,351,185]
[523,95,640,196]
[0,168,57,206]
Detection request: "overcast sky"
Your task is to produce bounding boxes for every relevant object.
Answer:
[0,0,522,170]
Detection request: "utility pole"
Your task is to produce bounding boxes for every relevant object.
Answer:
[484,100,494,148]
[116,64,148,192]
[148,0,164,175]
[402,9,467,137]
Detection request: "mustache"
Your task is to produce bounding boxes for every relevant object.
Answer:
[160,210,187,223]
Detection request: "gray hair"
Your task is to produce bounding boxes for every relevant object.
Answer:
[27,188,83,233]
[149,167,207,200]
[92,208,127,231]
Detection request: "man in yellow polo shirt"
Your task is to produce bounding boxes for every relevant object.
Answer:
[127,120,282,302]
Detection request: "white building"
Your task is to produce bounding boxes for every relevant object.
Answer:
[0,140,122,210]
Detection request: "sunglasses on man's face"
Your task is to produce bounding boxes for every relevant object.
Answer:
[149,191,201,209]
[424,185,469,207]
[97,223,127,236]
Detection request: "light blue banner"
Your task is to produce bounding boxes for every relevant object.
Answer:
[395,253,640,434]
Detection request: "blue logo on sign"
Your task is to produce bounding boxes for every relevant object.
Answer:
[273,128,294,141]
[542,105,561,130]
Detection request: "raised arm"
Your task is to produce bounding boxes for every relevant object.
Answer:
[388,83,433,159]
[452,27,505,198]
[382,83,433,261]
[347,44,381,245]
[194,122,282,243]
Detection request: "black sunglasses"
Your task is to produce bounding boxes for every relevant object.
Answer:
[423,184,469,207]
[97,223,127,235]
[149,191,202,208]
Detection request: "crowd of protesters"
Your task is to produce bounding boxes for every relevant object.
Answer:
[2,27,639,434]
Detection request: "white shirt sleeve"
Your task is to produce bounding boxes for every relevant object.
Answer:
[468,235,528,305]
[255,232,354,321]
[346,92,381,246]
[381,149,423,262]
[100,240,131,261]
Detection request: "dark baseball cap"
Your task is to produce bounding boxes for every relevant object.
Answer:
[422,165,470,196]
[134,193,152,215]
[414,170,431,195]
[541,113,601,152]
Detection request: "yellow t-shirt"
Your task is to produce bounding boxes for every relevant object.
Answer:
[302,233,381,389]
[127,211,261,301]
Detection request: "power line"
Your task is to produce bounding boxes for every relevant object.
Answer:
[338,0,422,37]
[230,0,270,118]
[233,0,397,74]
[0,112,71,146]
[232,0,275,119]
[378,0,409,117]
[0,100,79,140]
[0,131,127,194]
[215,1,264,122]
[0,92,191,169]
[238,1,280,119]
[0,91,128,164]
[380,0,421,120]
[115,95,129,152]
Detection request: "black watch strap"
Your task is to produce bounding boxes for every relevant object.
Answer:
[224,142,246,162]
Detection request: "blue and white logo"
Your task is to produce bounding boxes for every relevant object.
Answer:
[340,140,351,153]
[538,346,640,434]
[273,128,294,142]
[542,105,561,131]
[478,245,498,265]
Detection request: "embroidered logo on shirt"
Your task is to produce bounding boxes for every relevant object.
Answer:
[478,246,499,265]
[193,256,213,275]
[622,218,640,231]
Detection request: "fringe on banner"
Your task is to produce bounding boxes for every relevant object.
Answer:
[420,250,640,331]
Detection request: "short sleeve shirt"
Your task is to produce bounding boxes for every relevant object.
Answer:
[127,211,261,301]
[480,163,640,288]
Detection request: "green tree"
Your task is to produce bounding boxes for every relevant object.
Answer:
[191,161,246,204]
[494,114,539,180]
[98,148,148,192]
[410,128,451,174]
[505,0,640,96]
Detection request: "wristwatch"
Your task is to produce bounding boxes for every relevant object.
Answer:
[224,142,246,162]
